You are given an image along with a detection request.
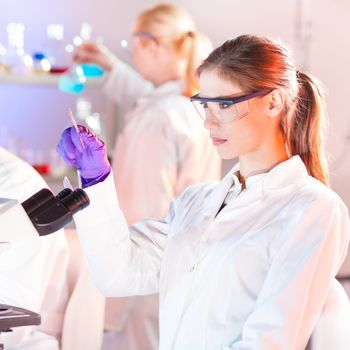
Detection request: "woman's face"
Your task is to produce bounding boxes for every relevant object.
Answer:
[198,69,276,160]
[131,32,176,83]
[132,34,158,80]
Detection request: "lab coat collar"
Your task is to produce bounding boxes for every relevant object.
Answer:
[262,155,309,191]
[136,80,183,106]
[139,80,183,101]
[230,155,309,191]
[202,156,308,217]
[151,79,183,97]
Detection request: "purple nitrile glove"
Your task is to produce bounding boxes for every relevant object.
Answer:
[57,125,111,188]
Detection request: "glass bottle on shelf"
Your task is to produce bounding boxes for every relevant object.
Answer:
[46,24,69,73]
[32,52,51,74]
[2,23,33,75]
[0,43,7,72]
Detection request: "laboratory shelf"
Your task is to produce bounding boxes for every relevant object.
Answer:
[0,72,104,87]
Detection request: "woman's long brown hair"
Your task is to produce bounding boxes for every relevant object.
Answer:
[197,34,329,185]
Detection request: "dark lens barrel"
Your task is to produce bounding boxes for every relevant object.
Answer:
[60,188,90,215]
[22,188,55,216]
[56,188,73,200]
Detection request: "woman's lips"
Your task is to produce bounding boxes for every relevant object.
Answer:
[211,137,227,146]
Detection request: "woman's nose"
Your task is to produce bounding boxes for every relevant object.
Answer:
[203,113,220,130]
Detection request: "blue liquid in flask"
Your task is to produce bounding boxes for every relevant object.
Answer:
[58,65,86,94]
[81,63,104,77]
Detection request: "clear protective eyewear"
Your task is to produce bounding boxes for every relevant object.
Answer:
[190,89,272,124]
[120,32,158,52]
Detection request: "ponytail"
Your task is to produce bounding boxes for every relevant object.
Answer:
[183,32,213,97]
[286,71,329,185]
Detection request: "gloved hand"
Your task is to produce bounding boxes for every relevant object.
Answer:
[74,42,116,72]
[57,125,111,188]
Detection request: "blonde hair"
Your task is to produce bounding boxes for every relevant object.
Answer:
[135,3,212,96]
[197,35,329,186]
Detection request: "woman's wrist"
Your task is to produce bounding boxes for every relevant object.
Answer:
[81,166,112,188]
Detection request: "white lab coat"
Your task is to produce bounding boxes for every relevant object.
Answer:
[0,147,69,349]
[101,59,221,349]
[74,156,350,350]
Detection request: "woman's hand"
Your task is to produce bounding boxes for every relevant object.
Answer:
[57,125,111,188]
[74,42,115,72]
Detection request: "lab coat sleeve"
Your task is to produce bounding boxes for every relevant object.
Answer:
[103,58,154,113]
[73,172,176,297]
[228,194,350,350]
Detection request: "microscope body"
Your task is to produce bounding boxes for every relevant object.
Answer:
[0,187,89,348]
[0,198,38,254]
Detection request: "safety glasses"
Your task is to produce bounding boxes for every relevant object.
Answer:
[190,89,272,123]
[121,32,158,51]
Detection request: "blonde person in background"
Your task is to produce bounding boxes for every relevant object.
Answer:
[74,3,221,350]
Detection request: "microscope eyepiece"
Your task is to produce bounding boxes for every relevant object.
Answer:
[55,188,73,200]
[21,188,55,216]
[60,188,90,215]
[21,187,90,236]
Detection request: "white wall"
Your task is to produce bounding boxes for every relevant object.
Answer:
[1,0,350,205]
[308,0,350,206]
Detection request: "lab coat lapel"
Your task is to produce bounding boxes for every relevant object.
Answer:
[201,165,237,219]
[212,156,308,214]
[135,80,183,107]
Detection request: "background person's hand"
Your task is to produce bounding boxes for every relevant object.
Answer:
[74,42,116,72]
[57,125,111,187]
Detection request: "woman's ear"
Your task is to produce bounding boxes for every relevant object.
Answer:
[267,89,285,118]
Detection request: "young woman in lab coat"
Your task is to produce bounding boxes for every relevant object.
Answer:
[57,34,350,350]
[74,4,221,350]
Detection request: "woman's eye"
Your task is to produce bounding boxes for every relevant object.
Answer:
[200,102,209,109]
[218,102,231,109]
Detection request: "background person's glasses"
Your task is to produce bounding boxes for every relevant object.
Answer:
[190,89,272,124]
[120,32,158,52]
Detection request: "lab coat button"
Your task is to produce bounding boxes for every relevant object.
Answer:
[189,265,195,272]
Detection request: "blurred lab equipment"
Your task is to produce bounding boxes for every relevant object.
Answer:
[58,23,104,94]
[45,24,69,73]
[73,23,105,78]
[1,23,33,74]
[58,64,86,94]
[58,63,104,94]
[32,52,51,73]
[81,63,104,78]
[75,97,103,136]
[0,43,7,72]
